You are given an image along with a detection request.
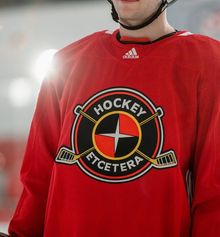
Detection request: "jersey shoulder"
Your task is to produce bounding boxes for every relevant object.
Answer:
[53,30,107,65]
[178,32,220,60]
[47,30,107,89]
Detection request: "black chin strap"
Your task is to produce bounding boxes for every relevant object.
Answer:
[108,0,178,31]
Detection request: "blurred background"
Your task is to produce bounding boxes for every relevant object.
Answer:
[0,0,220,233]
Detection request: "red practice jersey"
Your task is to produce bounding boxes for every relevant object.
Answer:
[8,29,220,237]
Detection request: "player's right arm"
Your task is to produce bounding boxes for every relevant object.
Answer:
[8,56,63,237]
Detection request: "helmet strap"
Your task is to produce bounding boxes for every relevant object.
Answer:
[109,0,176,31]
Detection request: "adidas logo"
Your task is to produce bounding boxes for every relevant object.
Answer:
[123,48,139,59]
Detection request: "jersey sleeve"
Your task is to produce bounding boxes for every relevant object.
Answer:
[191,40,220,236]
[8,57,62,237]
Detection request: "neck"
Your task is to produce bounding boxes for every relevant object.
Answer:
[119,12,176,41]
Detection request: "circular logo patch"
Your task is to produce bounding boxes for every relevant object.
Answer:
[55,87,177,183]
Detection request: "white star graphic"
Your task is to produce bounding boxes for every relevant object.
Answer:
[99,117,134,152]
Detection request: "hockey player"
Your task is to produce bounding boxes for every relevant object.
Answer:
[1,0,219,236]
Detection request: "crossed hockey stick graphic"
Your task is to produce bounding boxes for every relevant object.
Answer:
[56,107,177,168]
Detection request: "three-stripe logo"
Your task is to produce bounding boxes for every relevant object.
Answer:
[123,48,139,59]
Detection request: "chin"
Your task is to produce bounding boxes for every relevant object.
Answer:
[120,17,134,24]
[118,10,138,19]
[119,12,140,23]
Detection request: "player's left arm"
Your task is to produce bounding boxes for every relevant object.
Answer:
[191,40,220,237]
